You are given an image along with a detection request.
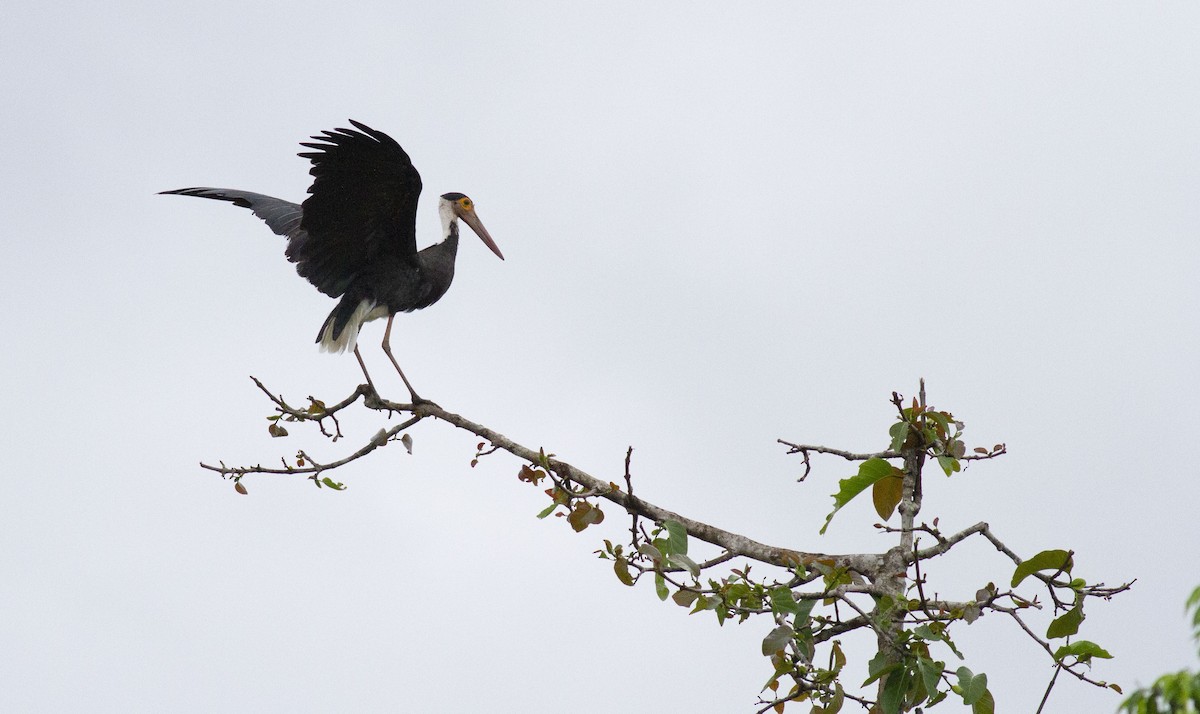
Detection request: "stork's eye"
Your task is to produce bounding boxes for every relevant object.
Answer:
[459,198,473,209]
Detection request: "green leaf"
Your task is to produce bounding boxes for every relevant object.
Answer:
[654,572,669,601]
[1187,585,1200,640]
[769,587,801,616]
[638,543,663,564]
[663,519,688,555]
[820,458,901,534]
[827,683,845,714]
[770,589,816,624]
[768,587,816,628]
[936,454,960,476]
[917,657,944,698]
[862,652,899,687]
[1053,640,1113,662]
[972,688,995,714]
[761,624,794,656]
[872,473,904,521]
[567,501,604,532]
[913,622,965,660]
[956,667,988,706]
[535,503,558,519]
[794,626,814,662]
[1186,584,1200,612]
[672,589,698,607]
[319,477,345,490]
[880,667,908,714]
[1047,605,1084,639]
[889,421,909,451]
[943,634,965,660]
[794,598,816,625]
[912,624,939,641]
[1011,549,1074,587]
[613,556,634,586]
[668,552,701,579]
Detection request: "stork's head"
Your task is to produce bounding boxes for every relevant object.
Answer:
[439,193,504,260]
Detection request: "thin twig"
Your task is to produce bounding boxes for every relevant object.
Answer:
[777,441,897,462]
[1035,663,1063,714]
[200,415,422,477]
[992,605,1112,689]
[624,446,640,551]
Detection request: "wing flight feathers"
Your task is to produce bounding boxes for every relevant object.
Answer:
[290,121,423,298]
[159,188,304,239]
[163,122,424,300]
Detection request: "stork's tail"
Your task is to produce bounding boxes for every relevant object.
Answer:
[317,297,380,354]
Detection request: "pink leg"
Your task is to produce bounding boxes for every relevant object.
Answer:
[353,344,378,394]
[381,314,422,402]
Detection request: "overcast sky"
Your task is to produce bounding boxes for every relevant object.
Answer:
[2,2,1198,712]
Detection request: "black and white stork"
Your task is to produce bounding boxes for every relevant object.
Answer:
[161,120,504,401]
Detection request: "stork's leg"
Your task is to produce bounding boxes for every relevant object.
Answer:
[381,314,422,403]
[353,344,379,395]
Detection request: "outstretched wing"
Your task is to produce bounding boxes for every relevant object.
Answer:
[159,188,305,240]
[288,120,423,298]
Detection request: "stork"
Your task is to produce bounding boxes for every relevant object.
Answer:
[161,120,504,402]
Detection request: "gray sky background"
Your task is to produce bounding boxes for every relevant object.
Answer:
[2,3,1198,711]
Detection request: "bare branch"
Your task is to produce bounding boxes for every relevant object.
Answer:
[1035,663,1063,714]
[623,446,641,553]
[777,440,897,478]
[776,441,897,461]
[909,521,1019,564]
[961,446,1007,462]
[358,397,887,575]
[811,614,871,644]
[200,415,422,478]
[251,376,368,416]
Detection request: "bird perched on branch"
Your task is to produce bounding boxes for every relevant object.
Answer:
[161,120,504,402]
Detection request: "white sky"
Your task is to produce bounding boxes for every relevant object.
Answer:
[2,2,1198,712]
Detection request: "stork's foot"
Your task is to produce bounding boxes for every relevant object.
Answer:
[407,392,444,411]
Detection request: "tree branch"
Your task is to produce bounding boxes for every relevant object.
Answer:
[396,397,885,574]
[203,378,1127,710]
[200,415,422,479]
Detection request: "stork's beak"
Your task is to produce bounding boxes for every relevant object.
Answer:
[461,209,504,260]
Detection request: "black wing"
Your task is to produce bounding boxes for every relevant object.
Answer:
[159,188,305,240]
[289,120,423,298]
